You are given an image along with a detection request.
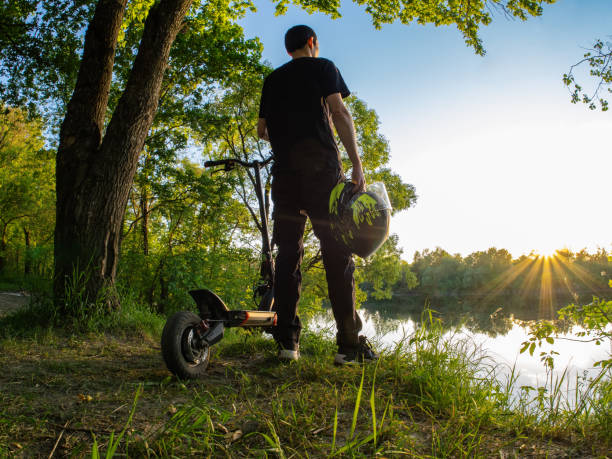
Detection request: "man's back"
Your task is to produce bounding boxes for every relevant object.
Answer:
[259,57,349,173]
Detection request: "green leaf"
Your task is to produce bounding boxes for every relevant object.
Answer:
[520,342,530,354]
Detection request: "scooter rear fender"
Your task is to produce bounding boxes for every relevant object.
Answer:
[189,289,230,320]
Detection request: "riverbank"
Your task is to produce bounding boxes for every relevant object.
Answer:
[0,295,610,457]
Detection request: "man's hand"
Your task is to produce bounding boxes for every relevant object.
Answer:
[351,162,366,191]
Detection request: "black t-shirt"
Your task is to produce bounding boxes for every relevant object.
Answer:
[259,57,350,174]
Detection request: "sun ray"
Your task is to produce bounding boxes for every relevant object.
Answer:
[538,256,556,320]
[479,257,536,304]
[549,255,578,302]
[555,255,604,294]
[453,248,605,322]
[519,256,544,304]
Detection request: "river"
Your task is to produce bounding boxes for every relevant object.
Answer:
[310,297,611,402]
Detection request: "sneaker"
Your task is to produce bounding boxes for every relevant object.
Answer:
[278,349,300,361]
[334,336,379,366]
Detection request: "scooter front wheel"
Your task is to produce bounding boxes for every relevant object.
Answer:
[161,311,210,379]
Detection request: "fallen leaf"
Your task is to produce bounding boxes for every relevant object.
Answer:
[216,423,229,434]
[11,443,22,450]
[77,394,93,402]
[230,429,243,442]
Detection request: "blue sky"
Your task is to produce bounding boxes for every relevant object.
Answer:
[239,1,612,260]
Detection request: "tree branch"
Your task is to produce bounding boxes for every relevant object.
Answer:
[59,0,127,150]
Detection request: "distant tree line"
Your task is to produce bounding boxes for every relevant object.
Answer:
[405,247,610,302]
[360,246,611,324]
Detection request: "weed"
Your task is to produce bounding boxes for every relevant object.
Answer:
[0,307,609,457]
[91,385,142,458]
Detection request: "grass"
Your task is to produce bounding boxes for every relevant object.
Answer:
[0,302,610,457]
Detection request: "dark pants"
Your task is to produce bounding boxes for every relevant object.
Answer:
[271,168,362,351]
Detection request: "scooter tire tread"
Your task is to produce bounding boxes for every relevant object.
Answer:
[161,311,210,379]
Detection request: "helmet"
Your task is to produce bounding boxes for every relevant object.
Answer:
[328,181,392,258]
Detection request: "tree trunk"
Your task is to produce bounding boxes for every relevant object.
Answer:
[23,227,31,275]
[159,269,168,315]
[54,0,193,313]
[140,191,149,256]
[0,222,8,273]
[0,225,6,274]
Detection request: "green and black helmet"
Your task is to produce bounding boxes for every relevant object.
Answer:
[328,181,392,258]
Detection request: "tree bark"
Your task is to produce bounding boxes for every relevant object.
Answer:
[23,227,31,275]
[54,0,193,312]
[159,268,168,315]
[0,223,6,274]
[140,191,149,256]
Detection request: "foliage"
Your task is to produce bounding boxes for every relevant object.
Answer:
[563,38,612,111]
[119,159,257,314]
[0,0,558,122]
[272,0,556,56]
[408,247,611,304]
[462,247,512,290]
[517,260,611,425]
[0,0,94,120]
[412,247,466,298]
[110,1,267,313]
[362,235,405,300]
[521,296,612,371]
[0,104,54,276]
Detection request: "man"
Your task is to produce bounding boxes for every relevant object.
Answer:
[257,25,378,365]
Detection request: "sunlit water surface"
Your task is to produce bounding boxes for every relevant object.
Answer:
[310,309,611,399]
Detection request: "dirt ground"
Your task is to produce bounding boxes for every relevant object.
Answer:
[0,293,609,458]
[0,292,29,317]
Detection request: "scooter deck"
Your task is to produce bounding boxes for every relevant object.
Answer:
[189,288,276,327]
[229,310,277,327]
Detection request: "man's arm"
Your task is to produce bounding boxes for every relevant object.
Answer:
[257,118,269,141]
[326,92,365,190]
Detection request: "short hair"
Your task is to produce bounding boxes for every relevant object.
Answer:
[284,25,317,53]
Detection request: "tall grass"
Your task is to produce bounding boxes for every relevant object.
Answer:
[2,302,609,457]
[78,308,609,456]
[0,273,165,339]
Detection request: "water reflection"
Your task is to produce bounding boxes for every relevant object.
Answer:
[310,297,611,401]
[360,295,578,337]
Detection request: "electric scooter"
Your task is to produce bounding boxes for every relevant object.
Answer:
[161,156,276,379]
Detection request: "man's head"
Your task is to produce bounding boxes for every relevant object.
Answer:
[285,25,318,58]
